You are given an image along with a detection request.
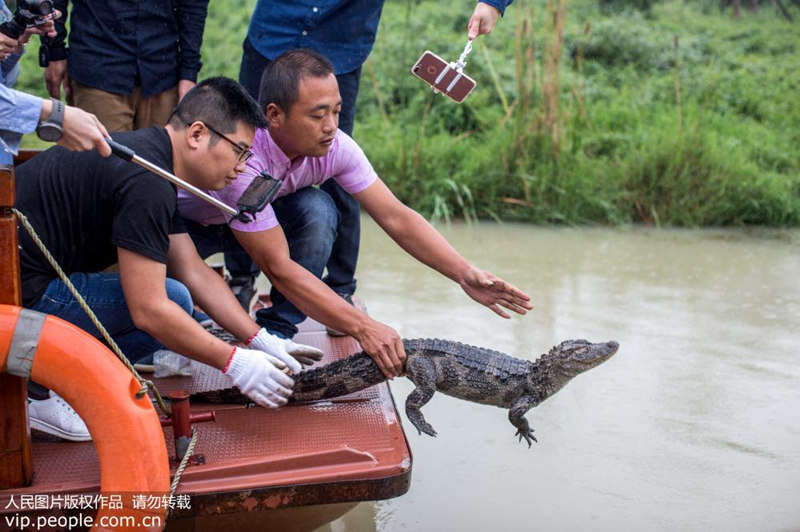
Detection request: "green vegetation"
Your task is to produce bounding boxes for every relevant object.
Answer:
[15,0,800,226]
[358,0,800,226]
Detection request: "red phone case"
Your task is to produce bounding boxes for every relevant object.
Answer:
[411,50,476,103]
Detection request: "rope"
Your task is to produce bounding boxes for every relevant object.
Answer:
[12,207,172,417]
[13,207,207,501]
[168,428,198,515]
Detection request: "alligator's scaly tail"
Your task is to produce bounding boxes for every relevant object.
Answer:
[192,338,519,404]
[290,351,387,402]
[190,351,388,404]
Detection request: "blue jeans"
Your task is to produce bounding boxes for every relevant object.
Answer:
[236,37,361,295]
[185,188,339,338]
[29,272,194,363]
[258,188,339,338]
[183,218,260,278]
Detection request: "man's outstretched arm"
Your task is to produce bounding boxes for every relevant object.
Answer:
[356,179,533,318]
[233,225,407,378]
[166,233,260,342]
[166,233,320,374]
[118,245,295,408]
[0,20,110,156]
[118,246,238,368]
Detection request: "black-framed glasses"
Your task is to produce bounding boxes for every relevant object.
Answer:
[198,121,253,164]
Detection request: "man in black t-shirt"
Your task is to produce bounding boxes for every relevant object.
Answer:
[15,77,322,441]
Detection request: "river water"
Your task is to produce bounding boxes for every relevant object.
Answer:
[315,219,800,532]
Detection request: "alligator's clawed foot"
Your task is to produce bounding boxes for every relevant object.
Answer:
[515,428,537,448]
[412,421,438,438]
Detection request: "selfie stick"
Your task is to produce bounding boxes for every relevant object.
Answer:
[106,138,249,222]
[433,39,473,95]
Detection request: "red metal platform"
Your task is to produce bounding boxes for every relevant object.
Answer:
[0,316,412,531]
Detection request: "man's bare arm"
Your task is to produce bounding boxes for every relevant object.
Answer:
[233,225,406,377]
[165,233,258,342]
[118,245,297,407]
[117,247,233,369]
[356,179,533,318]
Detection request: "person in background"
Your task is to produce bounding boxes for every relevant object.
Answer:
[226,1,514,321]
[1,1,109,162]
[42,0,209,132]
[179,49,532,380]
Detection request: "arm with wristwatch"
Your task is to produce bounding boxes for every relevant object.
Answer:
[1,85,110,159]
[0,0,110,158]
[37,96,111,155]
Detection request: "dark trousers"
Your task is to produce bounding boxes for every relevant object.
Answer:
[184,187,340,339]
[27,273,193,399]
[30,273,193,362]
[231,37,362,296]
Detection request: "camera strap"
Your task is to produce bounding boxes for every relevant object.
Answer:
[39,36,51,67]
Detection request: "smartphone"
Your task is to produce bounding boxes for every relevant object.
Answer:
[234,171,282,223]
[411,50,476,103]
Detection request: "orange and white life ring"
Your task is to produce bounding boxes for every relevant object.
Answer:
[0,304,170,531]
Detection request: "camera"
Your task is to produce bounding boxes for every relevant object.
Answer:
[0,0,55,40]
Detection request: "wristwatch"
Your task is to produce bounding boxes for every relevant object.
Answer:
[36,98,65,142]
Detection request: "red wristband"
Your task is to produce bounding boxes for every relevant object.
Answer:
[223,346,237,373]
[245,330,259,346]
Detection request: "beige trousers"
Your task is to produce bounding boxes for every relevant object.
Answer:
[71,81,178,132]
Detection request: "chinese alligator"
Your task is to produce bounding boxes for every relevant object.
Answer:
[194,338,619,447]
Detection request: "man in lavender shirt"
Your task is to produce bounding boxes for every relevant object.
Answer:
[178,49,532,378]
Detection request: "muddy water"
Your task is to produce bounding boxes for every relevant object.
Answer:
[314,220,800,532]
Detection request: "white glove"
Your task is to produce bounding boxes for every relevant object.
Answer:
[247,328,323,372]
[223,347,295,408]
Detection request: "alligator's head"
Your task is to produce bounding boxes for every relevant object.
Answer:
[532,339,619,396]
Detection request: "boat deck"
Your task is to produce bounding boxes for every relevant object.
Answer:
[0,313,412,530]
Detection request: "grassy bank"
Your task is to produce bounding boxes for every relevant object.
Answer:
[14,0,800,226]
[359,0,800,226]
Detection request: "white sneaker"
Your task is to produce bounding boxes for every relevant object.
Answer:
[28,392,92,442]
